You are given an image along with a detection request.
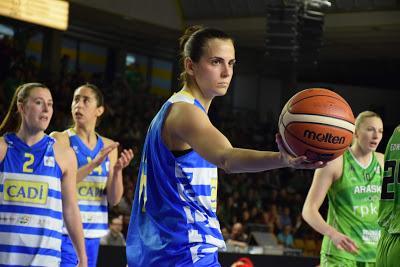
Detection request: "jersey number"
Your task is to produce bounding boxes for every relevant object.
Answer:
[23,153,34,173]
[381,160,397,200]
[87,156,103,175]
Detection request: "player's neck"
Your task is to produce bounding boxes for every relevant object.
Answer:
[182,85,212,112]
[350,145,372,166]
[16,127,45,146]
[73,126,97,148]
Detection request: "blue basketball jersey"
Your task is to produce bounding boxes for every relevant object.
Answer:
[0,133,63,266]
[65,129,109,238]
[126,91,225,267]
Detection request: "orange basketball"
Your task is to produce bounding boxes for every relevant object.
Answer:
[278,88,355,162]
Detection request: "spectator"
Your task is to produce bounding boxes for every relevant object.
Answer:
[277,225,294,248]
[100,213,126,246]
[227,222,249,249]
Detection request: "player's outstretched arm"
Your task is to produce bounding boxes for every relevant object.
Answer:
[167,102,324,173]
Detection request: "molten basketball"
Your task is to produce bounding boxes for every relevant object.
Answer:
[278,88,355,162]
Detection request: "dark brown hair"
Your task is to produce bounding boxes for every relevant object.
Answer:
[179,25,234,85]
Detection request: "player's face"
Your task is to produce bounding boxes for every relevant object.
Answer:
[71,86,103,126]
[356,116,383,152]
[20,87,53,132]
[191,38,235,98]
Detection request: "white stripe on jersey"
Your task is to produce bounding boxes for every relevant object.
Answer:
[0,232,61,249]
[83,229,108,238]
[0,252,60,266]
[81,211,108,224]
[78,199,108,206]
[83,175,108,183]
[190,245,201,264]
[179,168,217,185]
[205,235,226,248]
[0,213,63,232]
[188,229,203,243]
[183,206,194,223]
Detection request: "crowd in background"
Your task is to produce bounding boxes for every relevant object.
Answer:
[0,35,323,256]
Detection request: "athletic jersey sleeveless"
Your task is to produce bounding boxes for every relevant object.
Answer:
[64,128,109,238]
[321,149,382,261]
[126,91,225,267]
[0,133,63,266]
[378,126,400,234]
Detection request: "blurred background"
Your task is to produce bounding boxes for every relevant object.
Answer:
[1,0,399,266]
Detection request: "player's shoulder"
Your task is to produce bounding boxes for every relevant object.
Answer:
[0,137,7,162]
[318,154,343,181]
[50,130,70,145]
[375,151,384,167]
[100,135,114,146]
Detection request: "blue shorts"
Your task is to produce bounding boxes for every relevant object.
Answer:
[61,234,100,267]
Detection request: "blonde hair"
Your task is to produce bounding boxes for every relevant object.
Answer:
[355,111,382,131]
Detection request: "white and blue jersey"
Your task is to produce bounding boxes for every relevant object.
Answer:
[126,91,225,267]
[64,129,109,238]
[0,133,63,266]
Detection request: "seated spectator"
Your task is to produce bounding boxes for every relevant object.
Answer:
[100,213,126,246]
[279,206,292,228]
[277,225,294,248]
[226,222,248,249]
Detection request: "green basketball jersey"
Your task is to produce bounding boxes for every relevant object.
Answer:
[321,149,382,262]
[378,126,400,234]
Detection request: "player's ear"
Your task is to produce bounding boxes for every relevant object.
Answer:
[185,57,195,76]
[96,106,104,117]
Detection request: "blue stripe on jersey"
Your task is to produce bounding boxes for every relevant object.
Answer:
[78,204,108,212]
[0,204,62,219]
[0,225,62,239]
[0,244,61,257]
[82,223,108,230]
[48,189,62,199]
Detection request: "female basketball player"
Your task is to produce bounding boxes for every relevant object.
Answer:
[125,25,325,267]
[51,83,134,267]
[376,125,400,267]
[302,111,384,266]
[0,83,87,266]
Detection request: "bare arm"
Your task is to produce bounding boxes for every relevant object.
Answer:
[302,156,358,253]
[166,103,324,173]
[76,142,119,183]
[0,137,7,162]
[105,138,134,206]
[56,145,87,267]
[51,131,120,183]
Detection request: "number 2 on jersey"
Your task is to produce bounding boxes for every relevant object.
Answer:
[381,160,397,200]
[23,153,34,173]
